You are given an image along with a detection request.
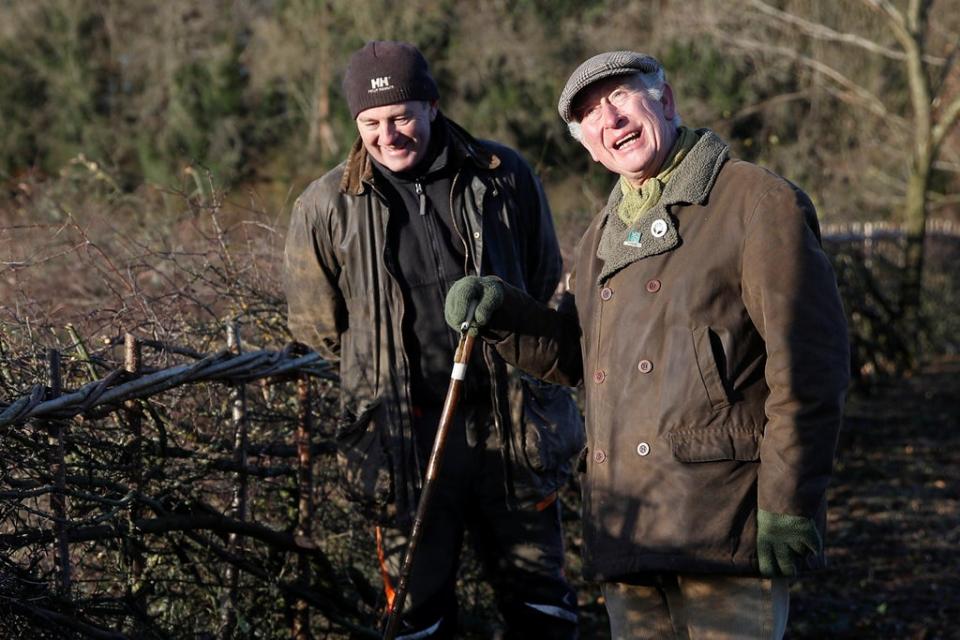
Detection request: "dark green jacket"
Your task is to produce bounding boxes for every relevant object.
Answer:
[491,131,850,580]
[284,115,583,524]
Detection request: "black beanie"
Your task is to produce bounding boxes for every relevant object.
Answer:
[343,41,440,118]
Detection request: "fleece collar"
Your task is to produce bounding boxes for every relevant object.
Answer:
[339,113,501,196]
[595,129,729,283]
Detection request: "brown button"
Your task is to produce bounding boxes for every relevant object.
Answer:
[593,449,607,463]
[600,287,613,301]
[646,279,661,293]
[593,369,606,384]
[638,359,653,374]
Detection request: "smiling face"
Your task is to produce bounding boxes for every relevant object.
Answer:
[356,100,438,173]
[573,74,678,187]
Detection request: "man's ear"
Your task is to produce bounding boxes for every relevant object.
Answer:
[661,83,676,120]
[429,100,439,121]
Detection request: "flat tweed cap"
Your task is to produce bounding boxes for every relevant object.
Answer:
[343,40,439,118]
[558,51,661,123]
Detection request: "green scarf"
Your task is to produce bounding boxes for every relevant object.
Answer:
[617,126,699,226]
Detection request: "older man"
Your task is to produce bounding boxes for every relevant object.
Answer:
[283,41,581,639]
[445,51,850,638]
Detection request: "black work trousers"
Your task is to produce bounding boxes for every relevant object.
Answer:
[377,406,578,639]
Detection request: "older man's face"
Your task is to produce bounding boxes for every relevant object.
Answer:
[356,100,437,173]
[574,75,677,187]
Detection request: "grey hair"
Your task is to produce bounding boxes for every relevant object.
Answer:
[567,68,681,142]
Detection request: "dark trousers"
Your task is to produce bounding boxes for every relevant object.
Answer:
[377,406,578,639]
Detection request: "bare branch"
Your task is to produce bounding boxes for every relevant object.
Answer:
[8,602,128,640]
[928,193,960,207]
[0,512,322,556]
[932,93,960,149]
[181,530,378,639]
[861,0,911,46]
[725,91,811,122]
[722,34,907,128]
[0,348,332,427]
[934,41,960,95]
[746,0,943,64]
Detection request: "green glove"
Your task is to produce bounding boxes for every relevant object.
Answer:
[757,509,822,577]
[444,276,505,335]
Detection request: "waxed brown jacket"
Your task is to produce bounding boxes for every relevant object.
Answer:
[491,130,850,580]
[283,115,583,525]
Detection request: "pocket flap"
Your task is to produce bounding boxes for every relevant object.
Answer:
[668,428,761,463]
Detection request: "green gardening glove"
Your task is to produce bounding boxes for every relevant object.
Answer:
[444,276,505,335]
[757,509,822,577]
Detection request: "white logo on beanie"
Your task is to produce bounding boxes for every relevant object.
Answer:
[369,76,393,93]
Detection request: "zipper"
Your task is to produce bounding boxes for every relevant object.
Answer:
[371,181,420,492]
[416,180,455,353]
[415,181,427,217]
[447,169,473,275]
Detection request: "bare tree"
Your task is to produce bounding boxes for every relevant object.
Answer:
[703,0,960,367]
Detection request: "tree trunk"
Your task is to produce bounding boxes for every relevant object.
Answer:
[898,159,930,369]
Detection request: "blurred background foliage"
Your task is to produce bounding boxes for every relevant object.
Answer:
[1,1,959,637]
[4,0,957,368]
[1,0,954,224]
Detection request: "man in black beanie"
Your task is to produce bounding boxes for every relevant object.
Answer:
[284,41,581,639]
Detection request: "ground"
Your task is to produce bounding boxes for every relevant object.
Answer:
[791,358,960,639]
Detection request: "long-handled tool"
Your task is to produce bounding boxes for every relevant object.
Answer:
[382,301,478,640]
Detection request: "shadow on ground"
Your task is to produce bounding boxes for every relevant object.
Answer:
[791,358,960,639]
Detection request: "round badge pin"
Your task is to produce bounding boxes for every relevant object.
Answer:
[650,219,668,238]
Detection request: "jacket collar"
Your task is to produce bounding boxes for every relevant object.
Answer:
[339,113,501,196]
[595,129,729,283]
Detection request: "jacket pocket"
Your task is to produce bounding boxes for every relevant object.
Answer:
[691,326,732,411]
[334,399,393,512]
[516,375,585,476]
[668,427,761,463]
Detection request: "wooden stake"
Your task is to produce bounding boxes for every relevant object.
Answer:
[124,333,145,613]
[48,349,71,595]
[293,374,314,640]
[220,322,248,640]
